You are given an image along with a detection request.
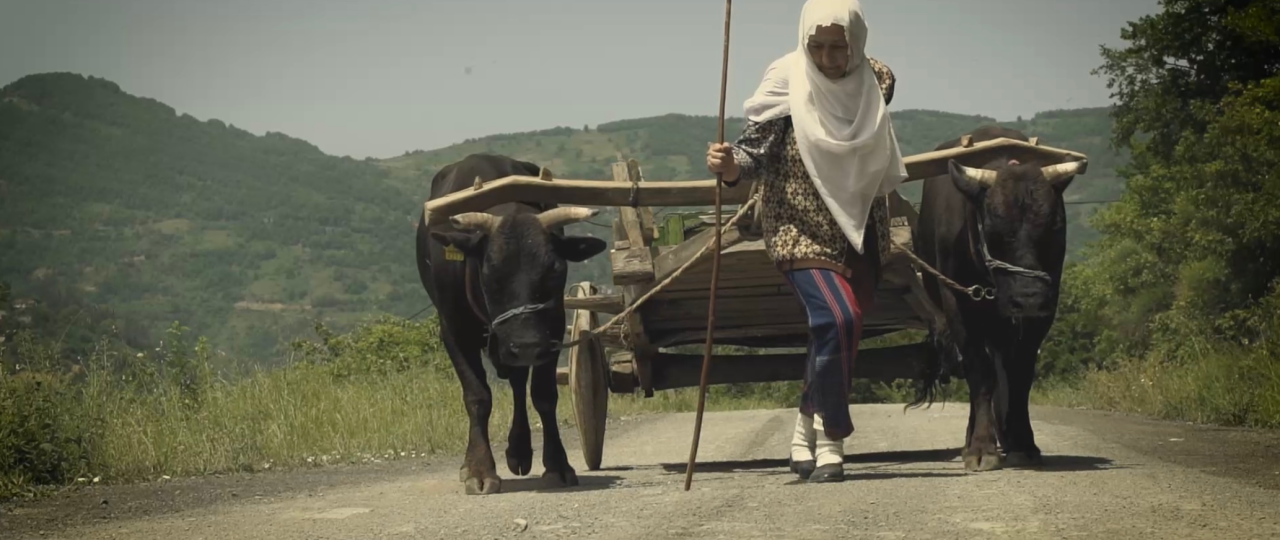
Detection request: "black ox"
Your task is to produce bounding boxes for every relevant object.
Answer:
[415,153,607,495]
[913,126,1087,472]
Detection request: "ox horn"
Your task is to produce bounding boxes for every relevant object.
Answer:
[948,160,999,188]
[1040,160,1088,184]
[450,212,500,234]
[536,207,600,229]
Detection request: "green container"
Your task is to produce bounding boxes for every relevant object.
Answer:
[656,213,686,246]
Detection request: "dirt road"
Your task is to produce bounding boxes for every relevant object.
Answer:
[4,404,1280,539]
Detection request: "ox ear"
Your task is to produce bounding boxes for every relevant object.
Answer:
[947,159,997,201]
[552,235,608,263]
[429,230,486,257]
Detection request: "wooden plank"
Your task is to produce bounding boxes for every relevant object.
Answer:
[559,353,640,392]
[645,287,927,347]
[642,295,805,323]
[421,138,1089,223]
[649,222,746,285]
[608,352,638,394]
[612,162,647,247]
[650,323,811,347]
[662,274,788,292]
[652,284,793,301]
[563,293,626,314]
[612,219,627,249]
[680,259,787,281]
[646,342,931,390]
[651,326,917,350]
[610,247,655,285]
[620,280,658,397]
[627,159,658,245]
[646,311,805,332]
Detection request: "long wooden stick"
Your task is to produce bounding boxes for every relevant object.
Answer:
[684,0,732,492]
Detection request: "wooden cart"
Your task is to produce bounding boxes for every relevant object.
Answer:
[422,136,1089,471]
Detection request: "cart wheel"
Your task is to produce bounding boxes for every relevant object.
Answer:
[567,281,608,471]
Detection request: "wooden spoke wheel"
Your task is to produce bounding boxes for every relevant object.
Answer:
[567,281,608,471]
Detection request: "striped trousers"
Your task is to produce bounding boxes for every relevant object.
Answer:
[783,267,865,441]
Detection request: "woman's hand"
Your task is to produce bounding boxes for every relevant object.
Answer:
[706,142,740,184]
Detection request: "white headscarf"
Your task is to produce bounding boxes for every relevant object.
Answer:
[742,0,908,255]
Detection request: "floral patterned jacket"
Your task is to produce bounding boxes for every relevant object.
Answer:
[728,57,897,296]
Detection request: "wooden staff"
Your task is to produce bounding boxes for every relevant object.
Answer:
[684,0,732,492]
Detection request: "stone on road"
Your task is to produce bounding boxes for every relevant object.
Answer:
[4,404,1279,539]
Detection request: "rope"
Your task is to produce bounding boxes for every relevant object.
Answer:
[561,193,761,349]
[888,237,996,302]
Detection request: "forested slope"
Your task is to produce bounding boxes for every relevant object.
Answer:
[0,73,1123,361]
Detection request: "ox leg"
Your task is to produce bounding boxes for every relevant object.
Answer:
[1001,340,1043,466]
[440,322,503,495]
[531,361,579,488]
[505,366,534,476]
[962,344,1002,472]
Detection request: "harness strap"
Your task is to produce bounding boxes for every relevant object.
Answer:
[491,301,555,326]
[974,213,1053,282]
[462,255,577,352]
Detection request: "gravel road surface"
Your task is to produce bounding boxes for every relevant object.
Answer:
[3,404,1279,539]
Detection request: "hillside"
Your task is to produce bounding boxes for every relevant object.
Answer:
[0,73,1126,362]
[0,73,425,360]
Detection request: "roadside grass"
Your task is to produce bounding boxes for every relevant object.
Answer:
[0,315,979,501]
[0,317,824,500]
[1032,342,1280,429]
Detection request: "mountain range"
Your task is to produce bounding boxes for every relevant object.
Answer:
[0,73,1128,361]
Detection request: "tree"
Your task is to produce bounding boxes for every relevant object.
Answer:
[1051,0,1280,363]
[1094,0,1280,160]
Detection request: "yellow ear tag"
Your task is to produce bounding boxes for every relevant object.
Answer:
[444,245,464,261]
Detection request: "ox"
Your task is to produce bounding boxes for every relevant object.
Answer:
[913,126,1086,472]
[415,153,607,495]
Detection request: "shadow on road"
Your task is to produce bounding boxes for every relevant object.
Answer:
[656,447,962,474]
[1018,454,1119,472]
[846,447,962,464]
[655,449,1117,475]
[497,473,626,494]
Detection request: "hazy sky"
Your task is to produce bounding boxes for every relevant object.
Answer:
[1,0,1159,160]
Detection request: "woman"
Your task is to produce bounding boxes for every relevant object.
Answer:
[706,0,907,483]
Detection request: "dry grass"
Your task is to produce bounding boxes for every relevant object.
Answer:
[1032,344,1280,429]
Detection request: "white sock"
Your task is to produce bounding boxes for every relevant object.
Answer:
[790,412,815,462]
[812,413,845,468]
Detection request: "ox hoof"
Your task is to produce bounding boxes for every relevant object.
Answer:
[464,475,502,496]
[1004,451,1043,468]
[506,449,534,477]
[963,451,1003,472]
[541,467,579,489]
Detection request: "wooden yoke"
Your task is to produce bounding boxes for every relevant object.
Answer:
[420,137,1088,226]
